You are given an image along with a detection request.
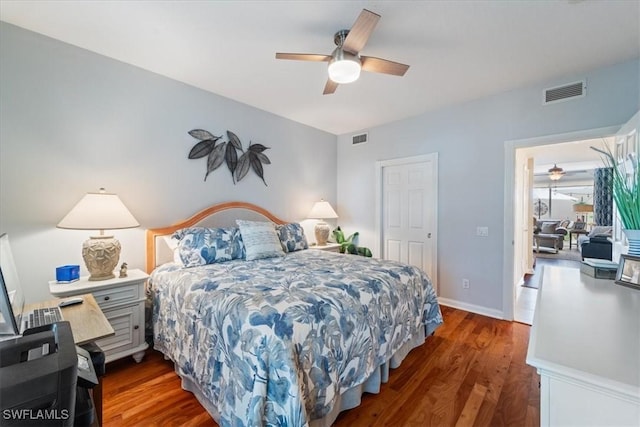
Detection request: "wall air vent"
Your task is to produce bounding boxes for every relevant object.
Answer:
[543,80,586,105]
[352,132,368,145]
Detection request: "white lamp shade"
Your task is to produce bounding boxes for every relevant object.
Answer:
[57,190,139,231]
[308,200,338,220]
[328,48,361,84]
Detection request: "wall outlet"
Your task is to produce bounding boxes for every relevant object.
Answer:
[462,278,470,289]
[476,226,489,237]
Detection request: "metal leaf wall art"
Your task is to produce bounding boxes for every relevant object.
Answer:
[187,129,271,186]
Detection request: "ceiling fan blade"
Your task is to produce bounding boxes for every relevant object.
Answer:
[275,53,331,62]
[342,9,380,54]
[361,56,410,76]
[323,79,338,95]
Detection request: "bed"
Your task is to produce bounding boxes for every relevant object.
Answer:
[146,202,443,427]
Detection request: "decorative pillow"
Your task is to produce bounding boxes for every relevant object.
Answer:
[164,235,184,265]
[276,223,309,253]
[236,220,285,261]
[540,222,559,234]
[173,227,245,267]
[588,226,612,237]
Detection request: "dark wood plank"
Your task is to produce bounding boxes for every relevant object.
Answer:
[102,308,539,427]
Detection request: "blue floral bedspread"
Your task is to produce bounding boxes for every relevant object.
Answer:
[151,250,442,427]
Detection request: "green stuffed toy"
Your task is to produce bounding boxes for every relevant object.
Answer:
[332,227,372,257]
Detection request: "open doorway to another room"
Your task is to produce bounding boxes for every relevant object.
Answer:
[514,136,615,324]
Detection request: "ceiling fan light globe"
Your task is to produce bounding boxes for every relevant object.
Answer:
[328,48,361,84]
[328,60,361,83]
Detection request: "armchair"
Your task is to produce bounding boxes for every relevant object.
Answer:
[579,226,614,261]
[581,235,613,261]
[534,220,568,251]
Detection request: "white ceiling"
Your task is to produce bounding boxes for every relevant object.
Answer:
[1,1,639,135]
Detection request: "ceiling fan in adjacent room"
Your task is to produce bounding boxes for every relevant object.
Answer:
[547,164,566,181]
[275,9,410,95]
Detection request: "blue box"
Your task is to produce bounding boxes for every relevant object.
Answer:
[56,265,80,283]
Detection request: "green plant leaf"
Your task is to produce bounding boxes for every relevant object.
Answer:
[225,141,238,183]
[188,139,216,159]
[591,145,640,229]
[235,152,251,182]
[189,129,218,141]
[227,131,243,150]
[205,142,226,181]
[357,247,372,257]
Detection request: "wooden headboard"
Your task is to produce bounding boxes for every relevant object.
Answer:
[145,201,287,273]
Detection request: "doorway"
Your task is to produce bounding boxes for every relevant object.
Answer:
[503,125,621,322]
[375,153,438,293]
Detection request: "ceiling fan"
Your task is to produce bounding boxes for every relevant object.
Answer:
[275,9,410,95]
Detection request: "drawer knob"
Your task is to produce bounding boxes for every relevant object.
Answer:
[134,325,139,330]
[103,296,110,301]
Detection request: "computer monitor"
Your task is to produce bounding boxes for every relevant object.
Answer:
[0,234,24,337]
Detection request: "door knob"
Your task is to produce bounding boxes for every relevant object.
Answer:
[427,233,432,238]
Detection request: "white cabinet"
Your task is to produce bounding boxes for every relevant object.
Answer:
[50,269,149,363]
[526,266,640,426]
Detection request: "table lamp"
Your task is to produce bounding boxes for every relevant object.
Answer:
[307,199,338,246]
[57,188,139,281]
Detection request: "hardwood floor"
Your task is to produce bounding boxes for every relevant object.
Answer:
[102,307,539,426]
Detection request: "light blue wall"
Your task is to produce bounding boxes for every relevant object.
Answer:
[0,23,337,303]
[337,59,639,314]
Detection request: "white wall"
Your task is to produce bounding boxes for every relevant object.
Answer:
[0,23,337,303]
[337,59,639,316]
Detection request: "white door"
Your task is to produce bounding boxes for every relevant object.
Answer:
[377,154,438,292]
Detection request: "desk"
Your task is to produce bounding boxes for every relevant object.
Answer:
[24,294,113,426]
[24,293,114,345]
[526,267,640,426]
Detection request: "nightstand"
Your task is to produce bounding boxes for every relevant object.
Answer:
[312,242,341,252]
[49,269,149,363]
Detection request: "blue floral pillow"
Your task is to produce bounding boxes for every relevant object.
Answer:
[276,223,309,253]
[173,227,245,267]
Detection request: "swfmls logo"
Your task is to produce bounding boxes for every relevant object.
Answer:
[2,409,70,421]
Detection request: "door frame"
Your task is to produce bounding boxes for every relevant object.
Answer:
[375,152,439,293]
[503,125,619,321]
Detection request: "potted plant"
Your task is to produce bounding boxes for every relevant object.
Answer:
[591,145,640,255]
[332,227,372,257]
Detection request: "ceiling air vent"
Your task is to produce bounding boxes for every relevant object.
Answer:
[352,132,368,145]
[543,80,586,105]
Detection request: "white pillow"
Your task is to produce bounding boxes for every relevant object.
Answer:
[236,220,285,261]
[163,235,183,265]
[588,226,612,237]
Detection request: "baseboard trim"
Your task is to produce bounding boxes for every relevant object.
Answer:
[437,297,505,320]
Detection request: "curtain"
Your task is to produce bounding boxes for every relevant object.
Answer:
[593,167,613,226]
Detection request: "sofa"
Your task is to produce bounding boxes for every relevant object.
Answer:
[579,226,613,260]
[533,220,569,251]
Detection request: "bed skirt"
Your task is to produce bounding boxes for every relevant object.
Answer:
[166,325,430,427]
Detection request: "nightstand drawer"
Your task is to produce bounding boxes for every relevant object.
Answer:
[93,284,139,310]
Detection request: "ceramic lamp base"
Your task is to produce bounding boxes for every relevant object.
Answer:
[82,235,120,281]
[314,221,331,246]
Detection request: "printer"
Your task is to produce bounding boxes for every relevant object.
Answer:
[0,322,97,426]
